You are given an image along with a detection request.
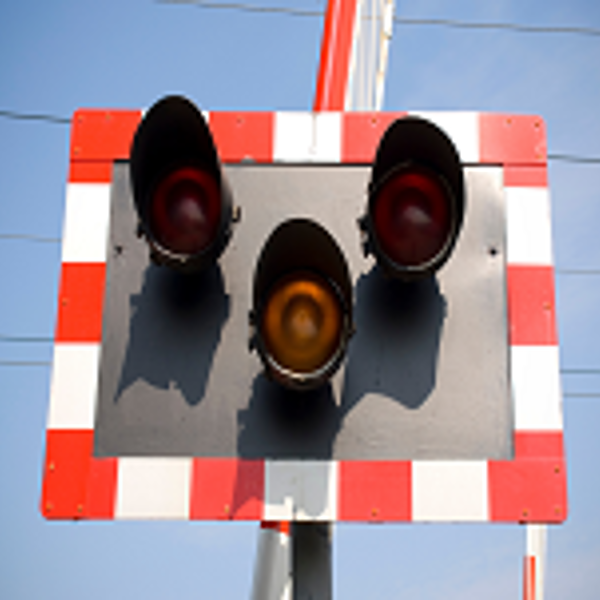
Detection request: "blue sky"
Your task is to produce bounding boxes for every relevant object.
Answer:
[1,1,599,598]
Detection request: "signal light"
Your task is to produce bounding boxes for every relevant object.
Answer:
[250,218,353,391]
[360,116,465,279]
[129,95,236,272]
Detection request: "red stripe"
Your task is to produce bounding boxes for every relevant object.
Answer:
[488,456,567,523]
[41,429,94,519]
[313,0,358,111]
[209,112,274,163]
[341,112,408,164]
[55,263,106,343]
[507,265,558,346]
[523,555,536,600]
[190,458,264,520]
[84,456,118,519]
[338,461,411,521]
[480,114,547,164]
[515,431,564,459]
[504,165,548,187]
[70,109,141,161]
[69,161,114,183]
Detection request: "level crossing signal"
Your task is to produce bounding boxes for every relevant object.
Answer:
[41,94,567,525]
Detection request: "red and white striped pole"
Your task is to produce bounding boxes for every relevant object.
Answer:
[524,525,547,600]
[313,0,359,111]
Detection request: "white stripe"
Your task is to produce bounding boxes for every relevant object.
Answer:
[412,461,488,521]
[506,187,553,265]
[47,343,100,429]
[61,183,111,263]
[512,346,563,431]
[274,113,342,163]
[264,460,338,521]
[408,111,480,163]
[115,458,192,519]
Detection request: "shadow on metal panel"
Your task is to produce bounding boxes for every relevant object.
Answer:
[341,270,445,414]
[115,264,230,407]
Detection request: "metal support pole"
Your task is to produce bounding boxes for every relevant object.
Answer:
[251,522,292,600]
[293,523,333,600]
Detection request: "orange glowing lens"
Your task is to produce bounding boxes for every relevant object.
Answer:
[260,272,344,375]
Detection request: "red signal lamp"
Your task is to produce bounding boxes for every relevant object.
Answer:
[129,95,236,272]
[360,117,465,279]
[250,219,353,391]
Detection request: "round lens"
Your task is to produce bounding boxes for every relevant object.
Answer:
[261,272,344,375]
[150,166,221,256]
[372,166,453,269]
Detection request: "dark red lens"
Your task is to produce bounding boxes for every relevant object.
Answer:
[372,166,453,269]
[150,167,221,256]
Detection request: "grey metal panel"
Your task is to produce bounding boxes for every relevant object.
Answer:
[94,162,511,460]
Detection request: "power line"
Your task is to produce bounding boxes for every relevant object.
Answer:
[548,153,600,165]
[0,360,50,367]
[395,17,600,38]
[157,0,321,16]
[0,335,53,343]
[0,109,70,125]
[0,233,61,244]
[557,269,600,276]
[158,1,600,38]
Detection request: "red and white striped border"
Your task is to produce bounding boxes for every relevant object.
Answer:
[41,110,567,522]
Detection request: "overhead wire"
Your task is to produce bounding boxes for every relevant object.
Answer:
[0,233,61,244]
[0,360,51,367]
[157,0,600,38]
[0,335,54,343]
[0,109,70,125]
